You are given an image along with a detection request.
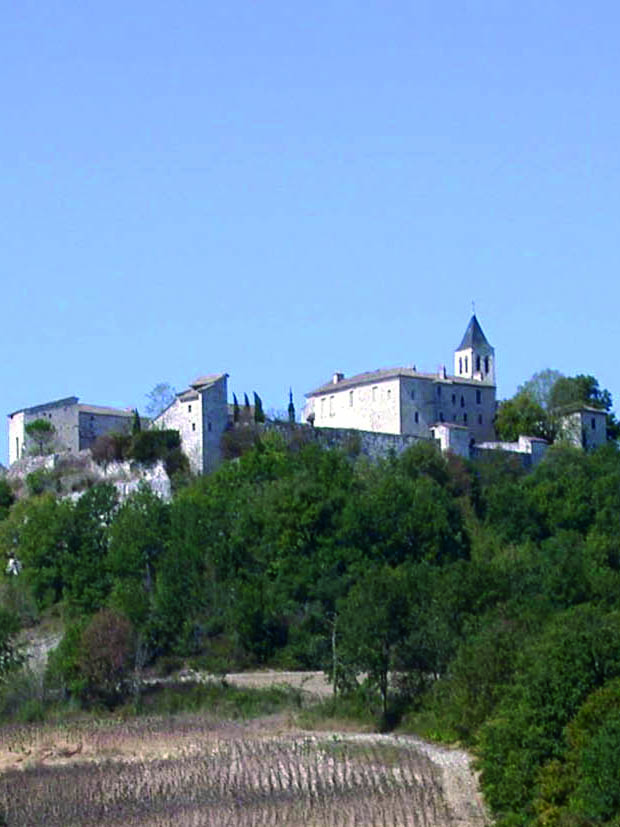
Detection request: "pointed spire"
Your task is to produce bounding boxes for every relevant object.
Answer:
[457,314,490,351]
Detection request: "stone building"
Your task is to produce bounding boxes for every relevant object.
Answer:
[556,405,608,451]
[303,314,497,446]
[8,397,134,465]
[153,374,229,474]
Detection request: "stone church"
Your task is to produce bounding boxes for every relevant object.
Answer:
[303,314,497,447]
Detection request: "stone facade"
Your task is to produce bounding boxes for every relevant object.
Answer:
[153,374,229,474]
[556,406,608,451]
[8,397,133,465]
[304,315,497,447]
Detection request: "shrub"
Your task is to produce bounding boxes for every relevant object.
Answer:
[79,609,135,706]
[91,432,131,466]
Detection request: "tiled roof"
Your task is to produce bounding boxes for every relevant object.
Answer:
[456,314,491,351]
[78,404,133,417]
[9,396,79,417]
[191,373,227,390]
[306,367,495,397]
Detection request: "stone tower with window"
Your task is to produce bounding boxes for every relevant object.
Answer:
[454,314,495,385]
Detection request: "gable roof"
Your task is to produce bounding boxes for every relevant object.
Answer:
[457,314,492,351]
[306,367,495,397]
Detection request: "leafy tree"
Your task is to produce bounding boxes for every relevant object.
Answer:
[338,566,410,720]
[495,392,552,442]
[62,484,119,613]
[145,382,176,418]
[517,369,564,409]
[549,374,612,413]
[24,419,55,455]
[0,494,74,609]
[107,485,170,632]
[79,609,135,706]
[0,481,14,521]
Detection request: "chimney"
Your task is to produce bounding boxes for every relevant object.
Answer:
[332,372,344,384]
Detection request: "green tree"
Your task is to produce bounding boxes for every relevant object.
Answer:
[0,481,14,521]
[549,374,612,413]
[494,392,552,442]
[253,392,265,423]
[338,566,410,720]
[517,369,564,409]
[131,409,141,434]
[24,419,55,455]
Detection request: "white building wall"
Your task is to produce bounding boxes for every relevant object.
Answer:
[155,394,204,474]
[311,377,402,435]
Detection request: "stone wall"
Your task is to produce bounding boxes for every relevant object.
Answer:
[266,421,428,460]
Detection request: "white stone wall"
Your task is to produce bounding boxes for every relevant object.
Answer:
[310,377,402,435]
[155,393,203,474]
[558,410,607,451]
[153,375,229,474]
[8,399,81,464]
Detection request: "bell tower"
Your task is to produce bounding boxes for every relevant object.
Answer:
[454,314,495,385]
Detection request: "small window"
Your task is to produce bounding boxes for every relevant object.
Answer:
[387,388,391,400]
[484,356,489,373]
[437,386,442,398]
[465,357,469,373]
[192,423,196,432]
[321,398,325,416]
[439,412,444,422]
[476,355,481,372]
[476,390,481,404]
[460,395,465,408]
[464,413,468,424]
[459,357,462,374]
[208,422,212,432]
[349,391,354,407]
[329,396,335,415]
[592,417,596,430]
[414,411,419,424]
[411,389,415,400]
[478,414,483,425]
[451,393,456,405]
[188,404,192,413]
[372,386,377,401]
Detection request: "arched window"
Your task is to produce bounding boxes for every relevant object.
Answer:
[459,357,462,374]
[476,355,481,372]
[460,395,465,408]
[414,411,419,424]
[484,356,489,374]
[464,357,468,373]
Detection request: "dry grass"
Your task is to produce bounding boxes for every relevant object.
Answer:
[0,716,489,826]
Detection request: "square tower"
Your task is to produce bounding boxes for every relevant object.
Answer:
[454,314,495,385]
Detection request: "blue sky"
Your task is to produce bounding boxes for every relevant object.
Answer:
[3,1,620,463]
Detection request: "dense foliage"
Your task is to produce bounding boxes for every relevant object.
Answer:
[3,433,620,824]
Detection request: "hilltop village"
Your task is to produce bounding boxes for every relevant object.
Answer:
[5,314,608,475]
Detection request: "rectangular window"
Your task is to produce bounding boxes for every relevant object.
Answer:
[372,386,377,401]
[439,412,444,422]
[349,391,354,407]
[437,386,442,398]
[464,413,468,424]
[451,393,456,405]
[592,418,596,430]
[329,396,334,415]
[387,389,391,400]
[414,412,419,424]
[465,357,469,373]
[476,390,481,404]
[321,398,325,416]
[208,422,212,432]
[192,423,196,432]
[188,404,192,413]
[478,414,483,425]
[16,437,19,458]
